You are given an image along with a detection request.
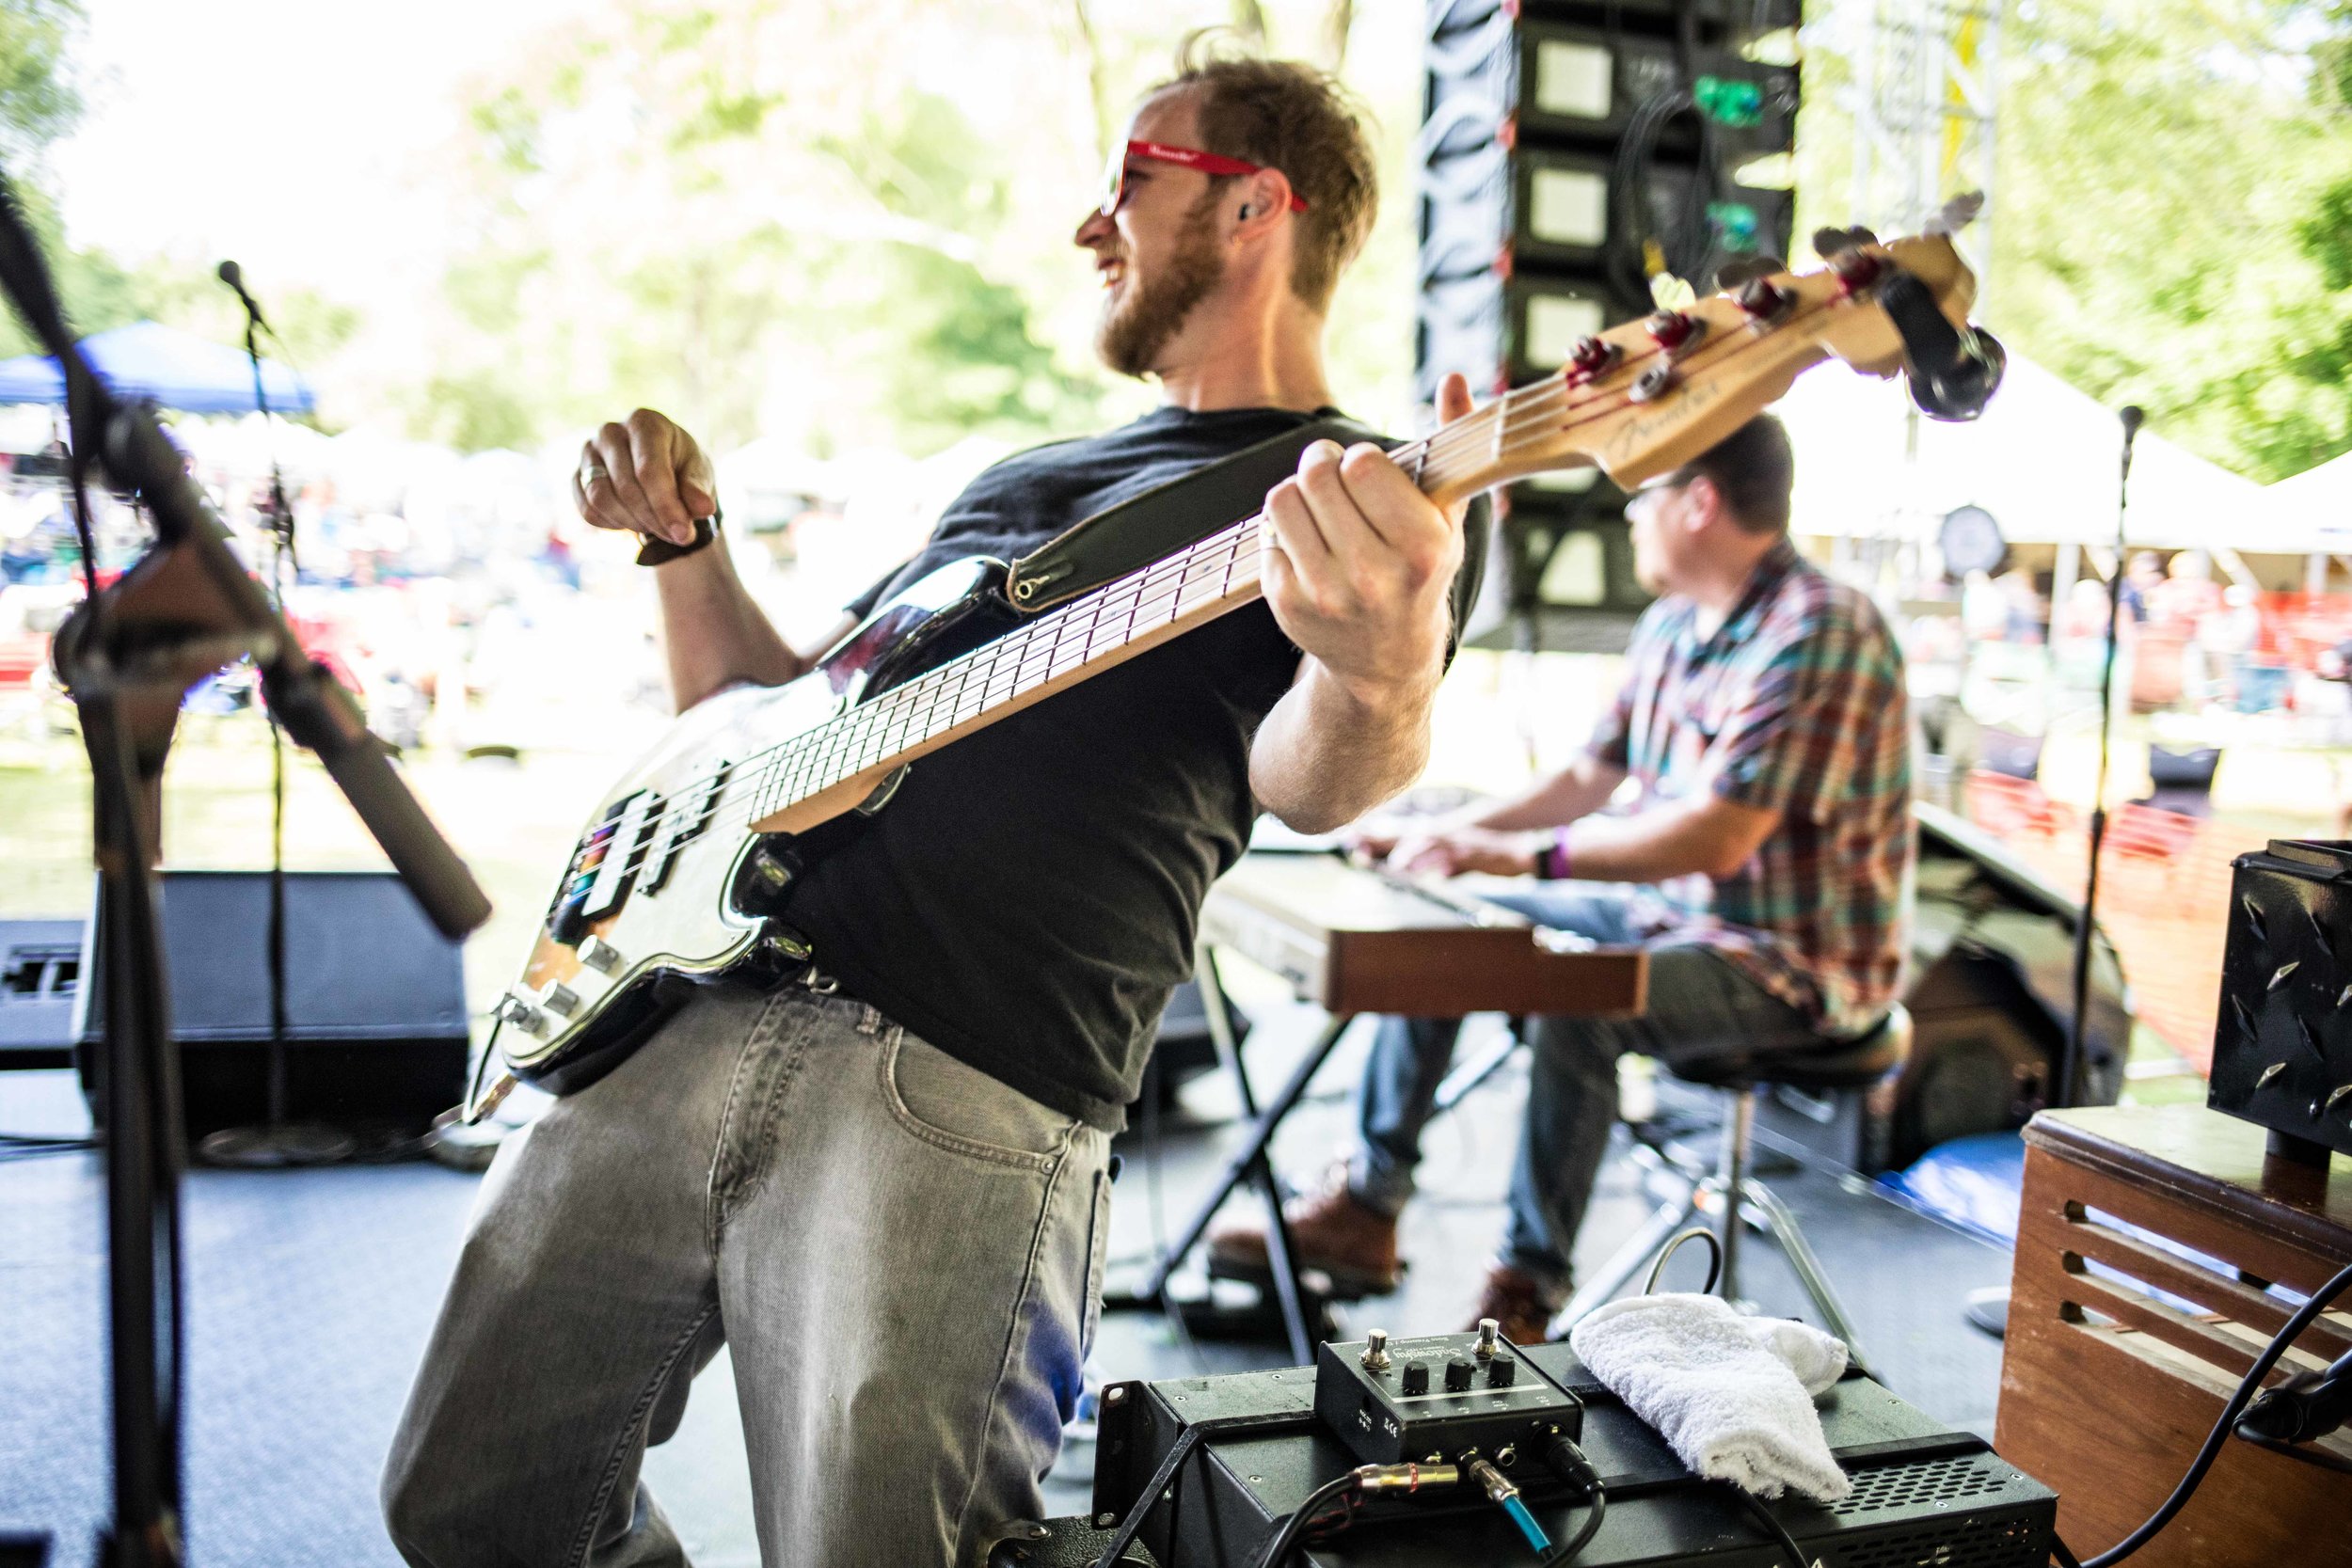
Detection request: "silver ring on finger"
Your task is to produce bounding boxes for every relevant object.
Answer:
[580,457,609,487]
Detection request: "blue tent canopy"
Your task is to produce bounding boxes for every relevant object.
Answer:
[0,320,315,416]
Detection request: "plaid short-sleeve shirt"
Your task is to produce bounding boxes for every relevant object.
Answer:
[1586,539,1913,1033]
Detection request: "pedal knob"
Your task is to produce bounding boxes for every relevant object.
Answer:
[1401,1361,1430,1396]
[1567,335,1622,377]
[1487,1356,1518,1388]
[1361,1329,1392,1372]
[1444,1356,1476,1393]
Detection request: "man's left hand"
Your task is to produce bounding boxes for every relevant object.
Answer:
[1260,376,1474,703]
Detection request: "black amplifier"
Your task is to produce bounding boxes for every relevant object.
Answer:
[2211,839,2352,1161]
[1082,1343,2057,1567]
[76,869,470,1138]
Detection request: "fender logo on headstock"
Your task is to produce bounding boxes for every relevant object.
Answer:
[1599,374,1723,471]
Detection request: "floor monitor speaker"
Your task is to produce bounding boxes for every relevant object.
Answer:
[77,869,470,1138]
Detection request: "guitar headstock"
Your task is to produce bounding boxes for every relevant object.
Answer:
[1427,230,1987,504]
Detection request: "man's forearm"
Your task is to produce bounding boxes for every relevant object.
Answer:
[1466,754,1625,832]
[1250,659,1438,833]
[653,541,805,711]
[1557,794,1777,883]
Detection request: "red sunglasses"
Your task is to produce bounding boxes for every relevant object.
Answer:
[1098,139,1310,217]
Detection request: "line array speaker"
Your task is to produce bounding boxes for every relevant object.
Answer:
[1420,0,1799,652]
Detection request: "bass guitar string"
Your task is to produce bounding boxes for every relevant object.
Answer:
[635,277,1857,834]
[568,288,1854,885]
[585,518,1272,886]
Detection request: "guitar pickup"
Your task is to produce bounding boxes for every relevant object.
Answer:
[644,762,729,893]
[580,790,658,922]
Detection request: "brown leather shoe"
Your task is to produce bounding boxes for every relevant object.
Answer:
[1467,1264,1563,1347]
[1206,1180,1404,1296]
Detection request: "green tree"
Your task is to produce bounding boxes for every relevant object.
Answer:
[423,0,1114,454]
[0,0,83,160]
[0,1,360,397]
[1798,0,2352,482]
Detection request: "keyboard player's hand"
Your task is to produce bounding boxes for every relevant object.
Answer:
[1381,824,1543,878]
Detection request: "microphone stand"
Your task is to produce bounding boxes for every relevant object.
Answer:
[196,273,355,1167]
[0,166,490,1568]
[2061,405,2143,1108]
[1963,406,2139,1348]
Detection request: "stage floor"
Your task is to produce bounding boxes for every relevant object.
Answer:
[0,1005,2014,1566]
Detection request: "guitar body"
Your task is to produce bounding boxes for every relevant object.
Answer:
[497,556,1010,1094]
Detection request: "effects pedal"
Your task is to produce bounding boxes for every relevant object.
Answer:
[1314,1322,1582,1468]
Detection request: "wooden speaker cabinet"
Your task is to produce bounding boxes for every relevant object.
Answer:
[1995,1105,2352,1567]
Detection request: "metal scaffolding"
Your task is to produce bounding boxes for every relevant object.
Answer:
[1848,0,2002,278]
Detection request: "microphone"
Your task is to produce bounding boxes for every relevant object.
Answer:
[216,259,270,335]
[2120,404,2145,483]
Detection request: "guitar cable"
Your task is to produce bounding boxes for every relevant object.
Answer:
[2046,1259,2352,1567]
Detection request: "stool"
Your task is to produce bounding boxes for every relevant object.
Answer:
[1558,1004,1913,1372]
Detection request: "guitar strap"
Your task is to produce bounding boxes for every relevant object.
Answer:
[1004,415,1487,649]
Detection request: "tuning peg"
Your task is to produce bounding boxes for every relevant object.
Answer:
[1734,277,1794,324]
[1714,256,1786,292]
[1811,225,1879,260]
[1925,192,1985,237]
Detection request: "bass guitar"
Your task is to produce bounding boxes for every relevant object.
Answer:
[473,228,1999,1109]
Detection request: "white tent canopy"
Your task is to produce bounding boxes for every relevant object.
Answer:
[2262,450,2352,549]
[1777,352,2270,552]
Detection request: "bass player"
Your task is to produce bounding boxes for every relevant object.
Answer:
[384,47,1477,1568]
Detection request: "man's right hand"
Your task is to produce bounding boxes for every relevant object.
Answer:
[571,408,715,550]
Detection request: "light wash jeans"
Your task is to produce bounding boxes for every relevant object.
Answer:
[382,986,1112,1568]
[1348,883,1822,1300]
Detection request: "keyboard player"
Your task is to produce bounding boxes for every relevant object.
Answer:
[1210,415,1915,1343]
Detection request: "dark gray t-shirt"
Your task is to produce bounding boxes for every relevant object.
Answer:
[777,404,1324,1129]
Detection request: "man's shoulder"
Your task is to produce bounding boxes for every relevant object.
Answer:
[1770,556,1899,651]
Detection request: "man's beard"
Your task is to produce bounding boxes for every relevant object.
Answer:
[1096,199,1225,378]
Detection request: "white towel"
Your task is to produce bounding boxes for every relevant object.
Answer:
[1568,1292,1852,1503]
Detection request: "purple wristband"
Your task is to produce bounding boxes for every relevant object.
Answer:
[1546,828,1572,880]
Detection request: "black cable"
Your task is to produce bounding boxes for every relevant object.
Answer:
[1539,1433,1609,1565]
[1728,1485,1815,1568]
[1542,1488,1606,1565]
[1644,1226,1724,1295]
[67,443,100,602]
[1095,1414,1320,1568]
[2072,1259,2352,1567]
[0,1138,99,1160]
[1138,1053,1208,1373]
[1248,1470,1362,1568]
